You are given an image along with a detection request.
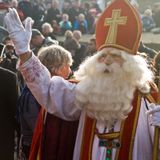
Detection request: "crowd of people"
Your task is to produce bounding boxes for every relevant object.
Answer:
[140,2,160,33]
[1,0,160,160]
[0,0,103,35]
[1,0,160,34]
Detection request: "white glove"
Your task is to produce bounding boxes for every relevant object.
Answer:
[146,103,160,127]
[4,8,33,55]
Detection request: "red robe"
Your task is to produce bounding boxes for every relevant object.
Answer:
[29,108,79,160]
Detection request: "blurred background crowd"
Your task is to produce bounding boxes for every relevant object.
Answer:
[0,0,160,36]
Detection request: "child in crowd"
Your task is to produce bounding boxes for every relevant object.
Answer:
[29,45,79,159]
[59,14,72,35]
[141,9,156,32]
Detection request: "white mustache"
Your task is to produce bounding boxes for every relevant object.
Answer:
[95,63,112,73]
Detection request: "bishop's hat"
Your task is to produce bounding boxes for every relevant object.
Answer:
[96,0,142,54]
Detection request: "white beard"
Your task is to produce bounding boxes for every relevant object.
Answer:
[74,48,154,126]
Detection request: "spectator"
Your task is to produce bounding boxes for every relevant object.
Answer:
[30,29,58,56]
[63,30,80,58]
[31,1,45,29]
[51,20,61,35]
[10,0,18,8]
[68,1,84,25]
[85,34,97,56]
[152,2,160,28]
[0,36,18,73]
[138,41,157,80]
[10,0,24,21]
[44,0,61,24]
[41,22,57,40]
[72,30,86,71]
[91,1,102,14]
[62,1,71,15]
[89,11,101,34]
[59,14,72,35]
[138,41,157,59]
[152,2,160,34]
[0,67,19,160]
[73,30,82,42]
[83,2,96,34]
[2,36,16,56]
[1,37,24,91]
[18,0,33,20]
[73,13,88,34]
[17,85,41,159]
[153,51,160,88]
[141,9,156,32]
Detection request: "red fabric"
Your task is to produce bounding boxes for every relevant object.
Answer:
[29,108,44,160]
[80,117,95,160]
[43,113,78,160]
[118,91,139,159]
[29,109,79,160]
[96,0,142,54]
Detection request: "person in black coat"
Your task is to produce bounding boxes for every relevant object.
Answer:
[138,41,157,59]
[0,67,19,160]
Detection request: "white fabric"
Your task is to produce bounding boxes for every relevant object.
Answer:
[18,54,160,160]
[146,103,160,127]
[4,8,32,55]
[19,53,80,120]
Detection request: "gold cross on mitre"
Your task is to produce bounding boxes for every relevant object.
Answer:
[104,9,127,44]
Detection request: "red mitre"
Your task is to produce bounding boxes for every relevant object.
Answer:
[95,0,142,54]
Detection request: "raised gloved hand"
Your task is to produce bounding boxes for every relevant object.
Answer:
[4,8,33,55]
[146,103,160,127]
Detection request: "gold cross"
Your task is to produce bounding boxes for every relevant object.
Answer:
[104,9,127,44]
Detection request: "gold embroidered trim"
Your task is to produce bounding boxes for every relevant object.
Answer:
[128,93,142,159]
[97,132,120,139]
[80,117,96,160]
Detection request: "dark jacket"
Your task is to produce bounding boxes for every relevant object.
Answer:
[0,67,19,160]
[138,41,157,59]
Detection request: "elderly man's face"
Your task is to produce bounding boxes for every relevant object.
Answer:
[98,52,124,66]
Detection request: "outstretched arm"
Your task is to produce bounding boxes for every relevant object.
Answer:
[4,8,80,120]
